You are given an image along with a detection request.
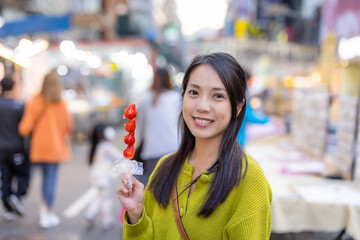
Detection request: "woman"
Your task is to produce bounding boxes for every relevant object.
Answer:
[135,67,180,185]
[117,52,272,239]
[19,71,73,229]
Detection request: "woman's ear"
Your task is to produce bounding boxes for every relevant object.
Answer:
[236,99,245,117]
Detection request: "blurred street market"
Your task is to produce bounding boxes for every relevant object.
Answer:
[1,0,360,239]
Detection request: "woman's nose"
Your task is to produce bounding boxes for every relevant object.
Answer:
[196,97,211,112]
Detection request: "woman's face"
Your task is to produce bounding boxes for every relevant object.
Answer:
[183,64,232,142]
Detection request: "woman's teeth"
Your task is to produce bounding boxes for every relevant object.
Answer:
[195,118,212,124]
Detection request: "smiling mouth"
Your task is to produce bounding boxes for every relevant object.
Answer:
[194,117,214,124]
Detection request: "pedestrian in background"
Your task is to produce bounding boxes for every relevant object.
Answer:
[135,67,181,185]
[0,76,30,222]
[19,71,73,229]
[84,123,121,230]
[117,52,272,239]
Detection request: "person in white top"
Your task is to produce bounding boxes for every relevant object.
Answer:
[85,123,121,230]
[135,67,181,185]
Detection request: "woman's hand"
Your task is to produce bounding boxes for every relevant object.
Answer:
[116,173,144,224]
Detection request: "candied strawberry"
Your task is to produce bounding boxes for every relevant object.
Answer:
[124,131,135,145]
[123,144,134,159]
[123,103,137,119]
[124,119,136,132]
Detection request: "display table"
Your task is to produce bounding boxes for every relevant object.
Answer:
[246,134,360,240]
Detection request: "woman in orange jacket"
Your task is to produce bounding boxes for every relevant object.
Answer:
[19,71,73,229]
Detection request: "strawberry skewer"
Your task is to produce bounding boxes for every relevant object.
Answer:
[118,103,138,223]
[123,103,137,159]
[113,103,140,186]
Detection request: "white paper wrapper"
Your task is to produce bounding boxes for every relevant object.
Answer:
[114,156,143,185]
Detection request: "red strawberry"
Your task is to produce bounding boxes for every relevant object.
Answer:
[124,119,136,132]
[123,144,134,159]
[124,131,135,145]
[123,103,137,119]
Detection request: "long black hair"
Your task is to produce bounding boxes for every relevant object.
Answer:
[148,52,248,216]
[88,123,106,165]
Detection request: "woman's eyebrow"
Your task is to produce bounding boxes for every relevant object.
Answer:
[213,87,226,91]
[189,84,225,91]
[189,83,200,88]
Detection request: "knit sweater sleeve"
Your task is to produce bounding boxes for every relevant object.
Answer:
[224,204,272,239]
[223,155,272,240]
[123,207,153,240]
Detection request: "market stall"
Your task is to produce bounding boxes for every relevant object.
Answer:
[246,135,360,239]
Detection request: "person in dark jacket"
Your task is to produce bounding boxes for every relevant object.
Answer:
[0,76,30,221]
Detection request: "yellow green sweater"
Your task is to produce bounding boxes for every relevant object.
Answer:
[123,154,272,239]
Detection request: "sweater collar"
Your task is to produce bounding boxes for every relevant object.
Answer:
[181,155,215,182]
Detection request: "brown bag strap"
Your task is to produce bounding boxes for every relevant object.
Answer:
[172,183,190,240]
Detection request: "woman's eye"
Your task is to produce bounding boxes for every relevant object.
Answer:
[188,90,198,95]
[214,93,224,99]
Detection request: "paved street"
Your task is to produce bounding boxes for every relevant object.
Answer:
[0,129,126,240]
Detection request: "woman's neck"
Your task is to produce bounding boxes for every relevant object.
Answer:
[188,138,221,172]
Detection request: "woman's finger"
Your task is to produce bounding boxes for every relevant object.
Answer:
[117,183,130,196]
[121,172,136,188]
[130,174,144,190]
[124,173,133,187]
[121,173,129,186]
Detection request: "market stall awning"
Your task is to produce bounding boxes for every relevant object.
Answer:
[0,14,72,38]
